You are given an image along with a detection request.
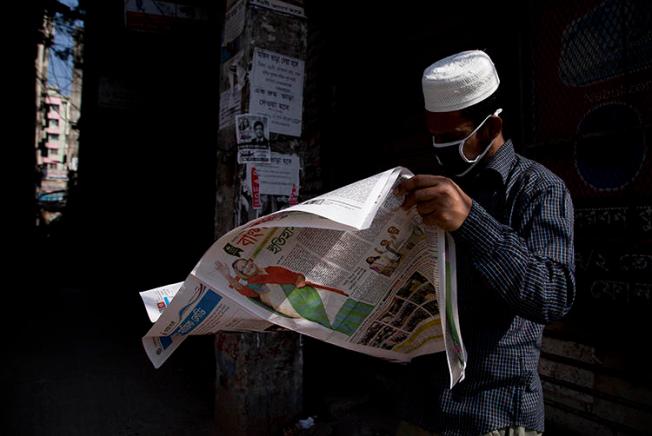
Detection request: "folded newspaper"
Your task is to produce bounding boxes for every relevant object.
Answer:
[140,167,467,387]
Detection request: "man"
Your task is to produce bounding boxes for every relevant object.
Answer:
[251,120,268,145]
[395,50,575,435]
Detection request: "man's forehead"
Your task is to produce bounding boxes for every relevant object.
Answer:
[425,110,473,133]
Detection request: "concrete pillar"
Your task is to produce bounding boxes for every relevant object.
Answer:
[214,0,312,236]
[214,332,303,435]
[214,1,316,434]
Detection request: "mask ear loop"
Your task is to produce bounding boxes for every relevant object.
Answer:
[432,109,503,149]
[454,108,503,177]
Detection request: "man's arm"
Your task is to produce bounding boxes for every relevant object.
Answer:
[453,184,575,324]
[258,266,305,287]
[397,175,575,324]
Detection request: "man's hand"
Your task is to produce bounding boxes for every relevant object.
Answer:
[295,274,307,288]
[396,175,472,231]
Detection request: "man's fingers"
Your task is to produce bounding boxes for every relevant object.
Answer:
[414,185,447,203]
[402,191,417,209]
[422,214,440,227]
[416,199,440,216]
[396,177,417,196]
[396,174,447,195]
[396,175,470,231]
[402,185,446,210]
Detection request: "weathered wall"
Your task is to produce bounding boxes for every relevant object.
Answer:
[524,1,652,432]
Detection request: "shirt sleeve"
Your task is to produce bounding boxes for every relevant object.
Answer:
[251,266,301,284]
[452,183,575,324]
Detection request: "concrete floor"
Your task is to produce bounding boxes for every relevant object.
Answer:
[3,284,216,436]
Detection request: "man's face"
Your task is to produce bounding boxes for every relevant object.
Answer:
[254,124,264,138]
[425,110,484,160]
[235,258,259,277]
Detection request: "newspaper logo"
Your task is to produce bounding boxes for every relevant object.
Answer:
[223,243,243,257]
[266,227,295,254]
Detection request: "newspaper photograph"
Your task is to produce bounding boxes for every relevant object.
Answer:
[141,166,467,387]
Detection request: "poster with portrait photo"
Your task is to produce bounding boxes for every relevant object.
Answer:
[236,114,271,164]
[236,114,270,145]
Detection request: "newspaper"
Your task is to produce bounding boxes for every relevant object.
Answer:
[140,167,467,387]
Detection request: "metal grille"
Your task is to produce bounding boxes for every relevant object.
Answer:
[559,0,652,86]
[527,0,652,199]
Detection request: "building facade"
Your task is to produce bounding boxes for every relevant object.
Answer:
[37,89,70,194]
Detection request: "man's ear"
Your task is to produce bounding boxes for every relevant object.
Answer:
[485,115,503,141]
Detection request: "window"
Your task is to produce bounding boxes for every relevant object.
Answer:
[49,119,59,128]
[48,148,59,157]
[48,133,60,142]
[48,104,59,113]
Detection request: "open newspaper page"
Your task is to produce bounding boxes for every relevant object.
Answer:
[441,233,467,387]
[140,276,276,366]
[141,166,467,386]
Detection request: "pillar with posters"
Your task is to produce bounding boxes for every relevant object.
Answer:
[214,1,313,433]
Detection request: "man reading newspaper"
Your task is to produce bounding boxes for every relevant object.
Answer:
[392,50,575,436]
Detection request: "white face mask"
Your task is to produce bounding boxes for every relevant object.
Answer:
[432,108,502,177]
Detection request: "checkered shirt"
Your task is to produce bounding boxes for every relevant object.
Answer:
[399,140,575,435]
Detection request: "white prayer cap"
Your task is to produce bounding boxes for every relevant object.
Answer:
[422,50,500,112]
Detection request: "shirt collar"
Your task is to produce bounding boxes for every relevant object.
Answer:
[481,139,515,185]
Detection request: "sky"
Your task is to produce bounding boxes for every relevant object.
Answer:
[47,0,82,97]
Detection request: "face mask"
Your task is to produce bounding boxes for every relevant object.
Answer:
[432,108,502,177]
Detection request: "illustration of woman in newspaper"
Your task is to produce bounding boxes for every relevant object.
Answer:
[215,259,374,335]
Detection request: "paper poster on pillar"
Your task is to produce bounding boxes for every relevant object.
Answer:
[219,89,241,130]
[218,51,246,130]
[246,153,300,197]
[249,0,306,18]
[222,0,245,46]
[249,48,305,137]
[237,153,300,225]
[236,114,272,164]
[124,0,208,31]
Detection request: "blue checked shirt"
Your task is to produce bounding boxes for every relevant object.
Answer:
[399,140,575,435]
